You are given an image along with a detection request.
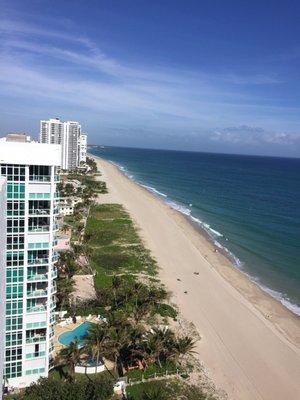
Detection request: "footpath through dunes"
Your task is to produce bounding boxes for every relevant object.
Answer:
[92,155,300,400]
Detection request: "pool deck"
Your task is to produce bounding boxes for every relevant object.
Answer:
[54,317,115,372]
[54,317,99,354]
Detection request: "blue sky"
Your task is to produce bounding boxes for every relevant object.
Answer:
[0,0,300,157]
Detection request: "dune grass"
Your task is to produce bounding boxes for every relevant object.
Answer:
[85,204,157,289]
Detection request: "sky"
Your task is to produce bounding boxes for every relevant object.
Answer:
[0,0,300,157]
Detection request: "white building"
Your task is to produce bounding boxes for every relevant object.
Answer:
[39,118,87,170]
[0,177,7,400]
[0,135,60,388]
[79,133,87,164]
[58,197,81,216]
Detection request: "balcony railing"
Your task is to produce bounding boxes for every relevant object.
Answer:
[52,254,59,262]
[27,304,47,313]
[26,335,46,344]
[26,351,46,359]
[27,289,47,298]
[27,274,48,282]
[28,226,50,233]
[29,209,50,216]
[29,175,51,182]
[28,258,49,266]
[51,269,58,279]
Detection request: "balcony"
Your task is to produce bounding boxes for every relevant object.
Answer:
[29,209,51,216]
[26,351,46,359]
[51,285,57,295]
[26,335,47,344]
[51,268,58,279]
[52,253,59,262]
[27,289,47,298]
[28,225,50,233]
[28,258,49,266]
[29,175,51,183]
[27,303,47,313]
[27,273,48,282]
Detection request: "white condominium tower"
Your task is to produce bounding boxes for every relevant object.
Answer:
[39,118,88,170]
[0,177,7,400]
[79,133,87,163]
[0,134,60,388]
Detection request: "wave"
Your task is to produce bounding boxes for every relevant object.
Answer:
[252,281,300,316]
[110,158,300,317]
[141,184,167,198]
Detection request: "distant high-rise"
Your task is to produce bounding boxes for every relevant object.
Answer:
[79,133,87,164]
[0,134,60,388]
[39,118,87,170]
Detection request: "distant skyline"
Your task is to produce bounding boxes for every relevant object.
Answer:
[0,0,300,157]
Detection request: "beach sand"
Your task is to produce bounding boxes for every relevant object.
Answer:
[93,156,300,400]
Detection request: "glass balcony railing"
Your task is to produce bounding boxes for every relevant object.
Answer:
[28,258,49,265]
[29,209,50,216]
[27,274,48,282]
[27,304,47,313]
[27,289,47,298]
[28,226,50,233]
[26,335,46,344]
[51,269,58,279]
[29,175,51,182]
[26,351,46,359]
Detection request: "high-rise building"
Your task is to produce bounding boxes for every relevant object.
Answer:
[79,133,87,164]
[39,118,87,170]
[0,135,60,388]
[0,177,7,400]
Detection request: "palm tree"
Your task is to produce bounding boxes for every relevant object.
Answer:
[145,327,175,367]
[59,340,83,381]
[85,324,109,372]
[171,336,197,363]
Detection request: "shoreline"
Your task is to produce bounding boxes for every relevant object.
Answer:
[96,155,300,322]
[92,154,300,400]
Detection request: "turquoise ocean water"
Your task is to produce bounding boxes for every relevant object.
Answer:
[90,146,300,315]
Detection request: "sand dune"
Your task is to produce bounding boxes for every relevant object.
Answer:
[93,156,300,400]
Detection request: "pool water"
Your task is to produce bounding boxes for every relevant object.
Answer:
[58,321,91,346]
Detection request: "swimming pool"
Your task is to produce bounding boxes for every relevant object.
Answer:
[58,321,91,346]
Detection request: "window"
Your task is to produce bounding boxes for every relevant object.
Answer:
[7,236,24,250]
[6,332,22,347]
[7,184,25,199]
[6,268,24,284]
[6,300,23,316]
[5,361,22,378]
[1,164,25,182]
[5,347,22,362]
[6,316,23,331]
[7,218,25,234]
[6,251,24,267]
[6,284,23,300]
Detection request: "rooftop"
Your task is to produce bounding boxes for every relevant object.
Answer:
[0,135,61,166]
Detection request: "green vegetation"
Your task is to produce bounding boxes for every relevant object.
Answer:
[85,204,157,289]
[127,379,217,400]
[12,373,114,400]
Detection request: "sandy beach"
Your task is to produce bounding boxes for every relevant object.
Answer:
[93,155,300,400]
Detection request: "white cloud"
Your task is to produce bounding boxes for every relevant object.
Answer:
[0,17,299,156]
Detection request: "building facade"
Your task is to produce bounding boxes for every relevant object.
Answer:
[0,136,61,388]
[39,118,87,170]
[0,177,7,399]
[79,133,87,164]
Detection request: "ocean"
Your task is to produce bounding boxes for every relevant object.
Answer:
[90,146,300,316]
